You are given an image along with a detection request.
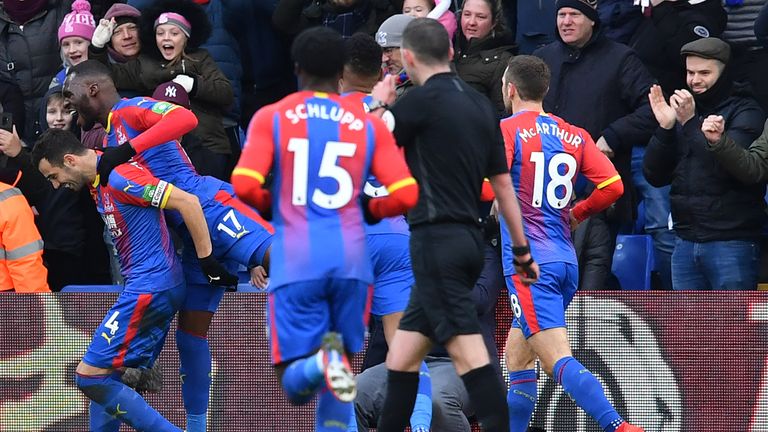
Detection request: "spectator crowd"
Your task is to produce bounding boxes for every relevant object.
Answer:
[1,0,768,292]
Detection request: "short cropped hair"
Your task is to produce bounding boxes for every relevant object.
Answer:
[31,128,88,168]
[292,27,346,80]
[67,59,112,83]
[401,18,451,66]
[503,55,550,102]
[345,33,383,79]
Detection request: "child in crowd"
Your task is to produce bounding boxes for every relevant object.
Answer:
[402,0,456,40]
[51,0,96,88]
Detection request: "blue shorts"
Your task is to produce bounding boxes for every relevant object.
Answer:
[368,233,413,316]
[205,183,273,267]
[268,279,372,365]
[506,262,578,338]
[82,283,185,369]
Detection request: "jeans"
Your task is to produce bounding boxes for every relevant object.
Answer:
[632,146,675,290]
[354,358,472,431]
[671,238,760,290]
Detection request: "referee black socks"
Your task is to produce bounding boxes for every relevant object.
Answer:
[377,369,419,432]
[461,364,510,432]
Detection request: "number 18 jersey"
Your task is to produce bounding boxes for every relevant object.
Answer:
[239,91,413,289]
[499,111,619,273]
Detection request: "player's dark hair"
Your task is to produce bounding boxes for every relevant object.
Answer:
[67,59,112,84]
[503,55,550,102]
[401,18,451,66]
[344,33,383,79]
[31,128,88,168]
[292,27,345,80]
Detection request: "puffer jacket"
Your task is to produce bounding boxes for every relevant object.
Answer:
[0,0,72,143]
[643,84,766,242]
[454,31,515,117]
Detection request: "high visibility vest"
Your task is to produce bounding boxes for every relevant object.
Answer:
[0,182,49,292]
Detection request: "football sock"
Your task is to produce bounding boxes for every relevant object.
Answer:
[553,356,624,432]
[410,361,432,431]
[507,369,537,432]
[76,373,182,431]
[376,369,419,432]
[89,401,120,432]
[282,351,325,405]
[316,387,353,431]
[176,329,210,432]
[461,364,509,432]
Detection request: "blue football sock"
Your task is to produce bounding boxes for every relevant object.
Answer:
[282,351,324,405]
[409,361,432,431]
[89,401,121,432]
[554,357,624,432]
[507,369,537,432]
[76,373,182,431]
[316,387,352,432]
[176,329,211,432]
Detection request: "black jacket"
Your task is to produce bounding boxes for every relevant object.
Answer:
[454,32,515,117]
[643,84,766,242]
[534,30,657,223]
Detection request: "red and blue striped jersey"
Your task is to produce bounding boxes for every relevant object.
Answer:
[105,98,221,203]
[236,91,413,289]
[93,158,184,293]
[499,111,620,274]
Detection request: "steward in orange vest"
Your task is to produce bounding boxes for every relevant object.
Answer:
[0,180,49,292]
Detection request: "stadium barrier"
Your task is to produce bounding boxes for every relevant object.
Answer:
[1,291,766,431]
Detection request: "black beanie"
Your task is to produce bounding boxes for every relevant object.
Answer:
[556,0,599,24]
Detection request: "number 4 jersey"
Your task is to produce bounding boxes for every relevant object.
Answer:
[233,91,416,290]
[499,111,623,274]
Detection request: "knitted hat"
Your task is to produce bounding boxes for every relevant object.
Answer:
[154,12,192,38]
[152,81,190,109]
[58,0,96,43]
[376,14,415,48]
[104,3,141,28]
[556,0,599,23]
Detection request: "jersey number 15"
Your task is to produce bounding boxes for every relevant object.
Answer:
[288,138,357,210]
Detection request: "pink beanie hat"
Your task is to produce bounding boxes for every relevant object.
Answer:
[58,0,96,43]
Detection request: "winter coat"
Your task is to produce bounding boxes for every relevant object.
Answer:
[515,0,556,55]
[0,0,73,143]
[630,0,727,94]
[534,30,657,224]
[0,182,49,292]
[454,32,515,117]
[643,84,766,243]
[130,0,243,124]
[95,49,234,155]
[708,119,768,184]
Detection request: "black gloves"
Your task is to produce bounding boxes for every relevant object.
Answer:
[198,254,239,290]
[361,195,381,225]
[98,142,136,186]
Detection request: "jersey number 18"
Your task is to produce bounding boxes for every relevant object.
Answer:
[529,152,577,209]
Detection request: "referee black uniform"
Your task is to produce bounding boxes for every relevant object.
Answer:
[390,71,508,345]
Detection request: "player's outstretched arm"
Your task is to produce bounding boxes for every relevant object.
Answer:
[164,186,238,287]
[232,107,276,214]
[97,104,199,185]
[488,173,539,285]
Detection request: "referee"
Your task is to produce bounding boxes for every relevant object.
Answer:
[369,18,539,432]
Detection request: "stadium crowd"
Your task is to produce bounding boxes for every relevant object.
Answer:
[1,0,768,430]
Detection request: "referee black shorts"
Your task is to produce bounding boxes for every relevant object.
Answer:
[399,223,484,344]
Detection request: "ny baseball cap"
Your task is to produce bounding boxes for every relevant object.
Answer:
[152,81,190,109]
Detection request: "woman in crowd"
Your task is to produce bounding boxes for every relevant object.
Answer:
[453,0,515,116]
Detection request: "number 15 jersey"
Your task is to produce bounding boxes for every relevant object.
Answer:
[499,111,620,273]
[237,91,414,289]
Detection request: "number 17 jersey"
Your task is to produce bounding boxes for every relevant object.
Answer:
[499,111,620,273]
[238,91,413,289]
